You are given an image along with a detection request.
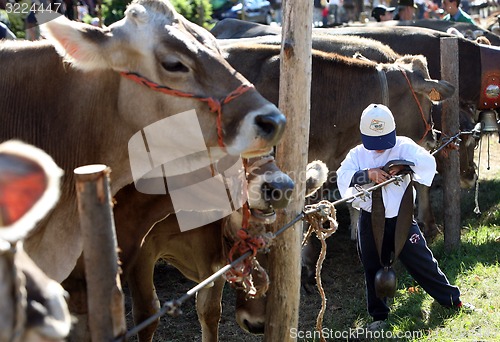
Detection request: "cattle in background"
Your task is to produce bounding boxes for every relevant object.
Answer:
[213,19,500,116]
[126,160,328,341]
[0,0,286,285]
[219,42,456,235]
[213,21,500,121]
[325,25,500,117]
[211,18,281,38]
[395,19,500,46]
[0,140,71,342]
[215,17,500,45]
[212,22,488,235]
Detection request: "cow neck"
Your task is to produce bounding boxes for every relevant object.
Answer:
[398,68,433,145]
[119,71,255,148]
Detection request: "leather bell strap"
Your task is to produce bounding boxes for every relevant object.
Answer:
[371,178,414,267]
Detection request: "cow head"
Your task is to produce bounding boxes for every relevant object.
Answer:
[40,0,285,158]
[231,160,329,334]
[382,55,455,150]
[225,156,295,234]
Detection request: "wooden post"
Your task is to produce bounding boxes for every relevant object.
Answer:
[264,0,312,341]
[74,165,126,341]
[440,38,461,251]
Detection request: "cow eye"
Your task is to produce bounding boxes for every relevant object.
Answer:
[161,61,189,73]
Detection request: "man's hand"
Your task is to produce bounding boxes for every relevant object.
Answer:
[387,165,405,176]
[368,168,390,184]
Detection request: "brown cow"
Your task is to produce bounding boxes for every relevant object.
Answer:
[126,160,328,341]
[0,0,286,285]
[64,154,295,340]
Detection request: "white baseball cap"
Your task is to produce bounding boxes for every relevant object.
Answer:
[360,104,396,150]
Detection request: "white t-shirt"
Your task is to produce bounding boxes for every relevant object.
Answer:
[336,136,436,218]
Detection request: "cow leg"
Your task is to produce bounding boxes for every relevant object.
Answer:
[195,277,225,342]
[415,183,439,240]
[61,256,91,342]
[348,205,360,241]
[301,229,319,294]
[127,248,160,342]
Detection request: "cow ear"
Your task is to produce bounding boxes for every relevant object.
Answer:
[40,16,111,71]
[415,79,456,103]
[305,160,329,198]
[0,140,63,242]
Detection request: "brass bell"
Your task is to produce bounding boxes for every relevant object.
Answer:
[478,110,499,133]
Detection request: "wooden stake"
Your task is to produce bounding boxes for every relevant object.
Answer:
[74,164,126,341]
[264,0,313,340]
[440,38,461,251]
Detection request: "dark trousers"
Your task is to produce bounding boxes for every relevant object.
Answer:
[357,210,461,321]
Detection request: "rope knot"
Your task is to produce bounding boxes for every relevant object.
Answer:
[224,225,271,299]
[205,98,221,113]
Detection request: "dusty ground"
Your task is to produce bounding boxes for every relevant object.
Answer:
[122,134,500,342]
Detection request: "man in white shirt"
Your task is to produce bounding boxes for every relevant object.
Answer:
[337,104,465,330]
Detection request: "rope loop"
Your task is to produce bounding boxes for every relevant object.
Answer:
[303,201,338,241]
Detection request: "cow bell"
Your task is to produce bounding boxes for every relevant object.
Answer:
[478,110,499,133]
[374,266,397,299]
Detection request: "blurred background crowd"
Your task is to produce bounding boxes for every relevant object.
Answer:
[1,0,499,40]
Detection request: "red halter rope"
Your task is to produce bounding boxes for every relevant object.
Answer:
[399,69,433,145]
[223,158,271,298]
[224,201,270,298]
[120,71,255,148]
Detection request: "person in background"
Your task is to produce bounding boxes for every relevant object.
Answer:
[442,0,476,24]
[393,0,417,20]
[314,0,325,26]
[1,21,16,39]
[336,104,470,331]
[371,5,395,21]
[328,0,340,24]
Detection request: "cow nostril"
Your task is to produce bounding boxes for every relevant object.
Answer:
[255,113,286,142]
[262,182,294,209]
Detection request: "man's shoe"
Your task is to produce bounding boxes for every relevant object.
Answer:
[366,320,388,331]
[455,301,476,313]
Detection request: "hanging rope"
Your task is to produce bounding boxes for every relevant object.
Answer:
[474,136,483,214]
[302,201,338,342]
